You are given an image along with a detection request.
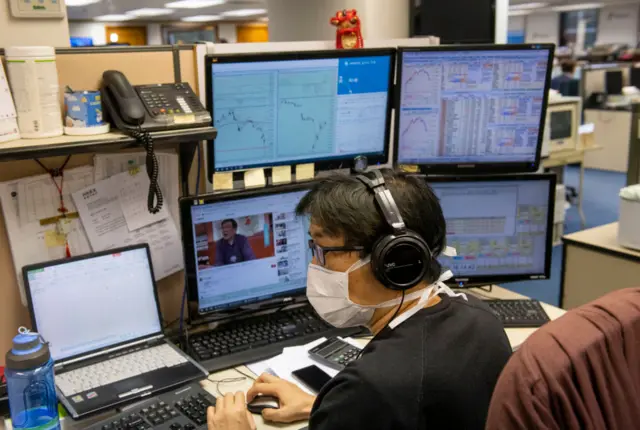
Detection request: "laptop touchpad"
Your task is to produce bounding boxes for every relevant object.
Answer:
[115,377,152,397]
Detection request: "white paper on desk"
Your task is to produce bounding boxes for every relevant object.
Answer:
[17,166,94,227]
[119,169,169,231]
[71,173,183,280]
[579,123,595,135]
[94,152,180,226]
[0,178,92,305]
[247,338,340,395]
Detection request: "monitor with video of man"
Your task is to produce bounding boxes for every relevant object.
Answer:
[424,173,556,286]
[394,44,554,173]
[205,48,395,175]
[181,184,314,321]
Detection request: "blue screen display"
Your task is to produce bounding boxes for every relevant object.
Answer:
[211,54,392,171]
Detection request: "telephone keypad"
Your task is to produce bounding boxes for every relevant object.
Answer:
[136,83,207,118]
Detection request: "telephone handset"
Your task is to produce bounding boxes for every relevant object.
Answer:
[100,71,212,214]
[101,71,211,132]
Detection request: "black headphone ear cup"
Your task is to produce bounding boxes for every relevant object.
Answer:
[371,231,431,291]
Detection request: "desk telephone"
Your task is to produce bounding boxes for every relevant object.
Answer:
[101,71,212,213]
[101,71,211,132]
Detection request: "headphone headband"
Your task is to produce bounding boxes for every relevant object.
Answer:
[356,170,406,234]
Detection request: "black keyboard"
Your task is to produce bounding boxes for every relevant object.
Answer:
[188,304,363,372]
[86,383,215,430]
[486,299,551,328]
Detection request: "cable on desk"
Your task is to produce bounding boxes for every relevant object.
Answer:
[127,127,163,214]
[207,369,256,397]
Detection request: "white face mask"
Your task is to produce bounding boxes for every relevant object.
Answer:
[306,247,466,329]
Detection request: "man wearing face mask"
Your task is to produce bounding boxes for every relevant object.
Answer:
[207,169,512,430]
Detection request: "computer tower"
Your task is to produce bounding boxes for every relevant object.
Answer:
[410,0,495,44]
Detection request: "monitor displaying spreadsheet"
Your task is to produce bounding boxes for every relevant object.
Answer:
[427,174,555,284]
[206,49,395,172]
[395,45,554,173]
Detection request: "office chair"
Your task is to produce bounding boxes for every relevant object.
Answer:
[486,288,640,430]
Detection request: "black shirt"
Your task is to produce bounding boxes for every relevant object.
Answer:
[308,294,512,429]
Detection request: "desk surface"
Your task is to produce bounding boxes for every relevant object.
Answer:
[4,286,565,430]
[563,222,640,260]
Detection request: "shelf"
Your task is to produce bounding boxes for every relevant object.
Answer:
[0,127,217,162]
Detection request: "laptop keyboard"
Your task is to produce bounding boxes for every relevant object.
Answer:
[56,344,188,396]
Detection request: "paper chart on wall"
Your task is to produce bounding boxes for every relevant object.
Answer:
[0,169,93,305]
[17,166,95,227]
[72,170,183,281]
[94,151,180,226]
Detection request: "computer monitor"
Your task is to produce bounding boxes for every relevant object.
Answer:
[631,67,640,89]
[605,70,624,95]
[426,174,556,285]
[543,102,578,155]
[394,44,555,174]
[180,183,314,322]
[205,48,396,174]
[23,245,162,362]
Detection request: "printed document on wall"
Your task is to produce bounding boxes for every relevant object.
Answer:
[0,167,93,305]
[94,151,180,225]
[72,170,183,280]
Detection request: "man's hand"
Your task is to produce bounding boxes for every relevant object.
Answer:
[207,392,256,430]
[246,373,316,423]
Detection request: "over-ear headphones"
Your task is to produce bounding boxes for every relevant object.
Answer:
[355,170,432,291]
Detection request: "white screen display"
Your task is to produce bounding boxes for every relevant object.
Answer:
[26,247,162,362]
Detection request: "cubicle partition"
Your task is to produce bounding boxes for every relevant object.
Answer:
[0,45,201,363]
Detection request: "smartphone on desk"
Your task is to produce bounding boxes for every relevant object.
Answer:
[292,365,332,394]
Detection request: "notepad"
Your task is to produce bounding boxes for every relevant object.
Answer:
[296,163,315,181]
[244,168,266,188]
[272,165,292,184]
[213,172,234,191]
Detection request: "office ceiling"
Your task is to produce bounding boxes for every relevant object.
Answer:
[66,0,267,21]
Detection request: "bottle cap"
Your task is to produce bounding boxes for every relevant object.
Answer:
[5,327,51,371]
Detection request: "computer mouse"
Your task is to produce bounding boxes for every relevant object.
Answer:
[247,395,279,414]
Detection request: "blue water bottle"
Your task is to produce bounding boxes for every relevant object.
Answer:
[5,327,60,430]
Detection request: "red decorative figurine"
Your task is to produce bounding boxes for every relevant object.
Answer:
[330,9,364,49]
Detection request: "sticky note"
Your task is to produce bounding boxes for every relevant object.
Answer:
[213,172,234,191]
[296,163,315,181]
[272,165,292,184]
[399,164,419,173]
[244,168,266,188]
[44,230,66,248]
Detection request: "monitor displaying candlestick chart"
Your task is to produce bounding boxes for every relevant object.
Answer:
[205,49,395,172]
[394,44,554,173]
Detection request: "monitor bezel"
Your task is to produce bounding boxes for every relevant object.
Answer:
[419,173,556,286]
[394,44,556,174]
[179,181,318,325]
[205,48,396,175]
[22,244,163,364]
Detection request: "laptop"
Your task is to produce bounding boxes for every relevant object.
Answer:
[23,244,208,419]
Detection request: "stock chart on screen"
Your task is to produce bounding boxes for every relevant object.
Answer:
[210,53,393,171]
[397,47,551,167]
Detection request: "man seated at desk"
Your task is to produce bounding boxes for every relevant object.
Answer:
[551,60,579,97]
[215,219,256,266]
[207,170,512,430]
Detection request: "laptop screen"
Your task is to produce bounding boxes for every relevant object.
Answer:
[25,247,162,362]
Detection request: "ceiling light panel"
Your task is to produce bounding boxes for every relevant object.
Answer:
[181,15,222,21]
[166,0,226,8]
[126,8,175,17]
[221,8,267,17]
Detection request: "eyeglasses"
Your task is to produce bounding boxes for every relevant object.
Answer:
[308,239,364,266]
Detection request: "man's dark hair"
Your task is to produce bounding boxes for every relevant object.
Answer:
[561,60,576,75]
[221,219,238,229]
[296,169,446,283]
